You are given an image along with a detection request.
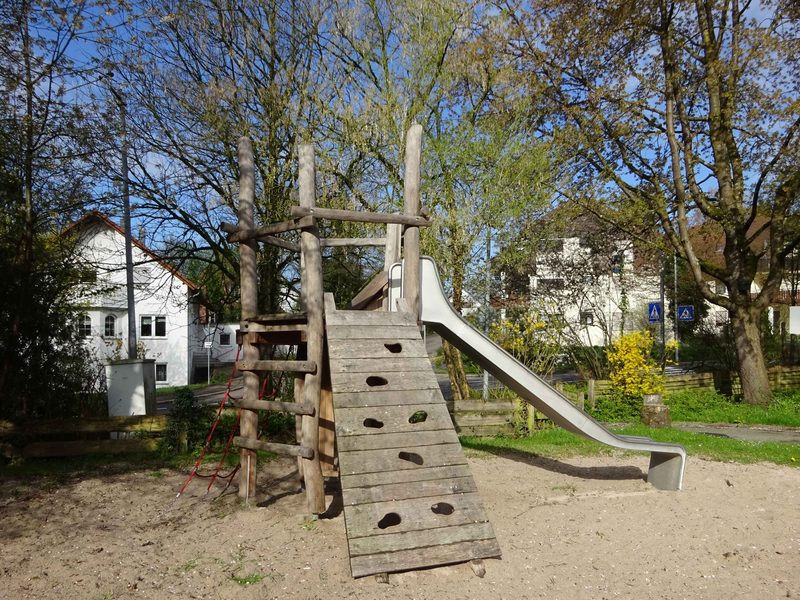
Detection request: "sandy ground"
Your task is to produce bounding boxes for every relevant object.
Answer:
[1,450,799,600]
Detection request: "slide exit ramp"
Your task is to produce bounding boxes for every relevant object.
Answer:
[388,257,686,491]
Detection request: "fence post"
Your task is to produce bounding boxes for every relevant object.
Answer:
[576,391,585,410]
[588,379,596,409]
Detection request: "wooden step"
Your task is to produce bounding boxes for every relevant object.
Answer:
[236,360,316,373]
[228,397,315,416]
[233,436,313,459]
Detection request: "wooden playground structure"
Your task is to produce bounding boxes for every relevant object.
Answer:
[221,126,501,580]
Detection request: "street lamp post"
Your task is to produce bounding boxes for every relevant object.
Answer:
[109,87,138,359]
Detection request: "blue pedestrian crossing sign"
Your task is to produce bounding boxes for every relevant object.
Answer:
[678,305,695,322]
[648,302,662,323]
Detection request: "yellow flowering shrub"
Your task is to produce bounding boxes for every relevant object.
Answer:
[490,311,563,377]
[607,331,664,399]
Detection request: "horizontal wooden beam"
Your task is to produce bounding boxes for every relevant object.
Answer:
[240,321,307,334]
[245,312,307,325]
[237,359,317,374]
[233,436,313,459]
[229,398,315,416]
[22,438,160,458]
[260,235,300,252]
[346,270,389,310]
[290,206,431,227]
[227,216,315,243]
[0,415,168,437]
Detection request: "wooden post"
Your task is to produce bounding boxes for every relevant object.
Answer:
[555,381,564,394]
[384,221,402,271]
[237,137,259,502]
[576,391,585,410]
[403,124,422,318]
[298,144,326,516]
[587,379,596,409]
[383,220,402,310]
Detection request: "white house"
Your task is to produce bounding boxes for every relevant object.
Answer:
[67,211,219,388]
[499,213,663,347]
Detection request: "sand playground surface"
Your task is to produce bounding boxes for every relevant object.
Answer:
[1,450,799,599]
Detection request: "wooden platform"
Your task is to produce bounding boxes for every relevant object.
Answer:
[325,297,501,578]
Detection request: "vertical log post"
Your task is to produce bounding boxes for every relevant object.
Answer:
[383,221,402,310]
[237,137,259,503]
[298,144,326,516]
[384,222,402,271]
[403,124,423,318]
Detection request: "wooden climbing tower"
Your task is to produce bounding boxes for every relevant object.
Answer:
[224,125,500,578]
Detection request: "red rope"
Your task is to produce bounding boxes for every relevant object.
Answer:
[175,344,296,499]
[176,345,241,498]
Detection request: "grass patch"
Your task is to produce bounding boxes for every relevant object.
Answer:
[178,559,198,572]
[228,574,265,586]
[156,382,215,396]
[664,389,800,427]
[460,425,800,467]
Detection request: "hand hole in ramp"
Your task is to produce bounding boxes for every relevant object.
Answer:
[366,376,388,387]
[384,343,402,354]
[408,411,428,423]
[398,451,424,465]
[378,512,402,529]
[431,502,454,516]
[363,418,384,429]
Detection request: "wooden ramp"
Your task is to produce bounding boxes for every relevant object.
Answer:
[324,295,501,578]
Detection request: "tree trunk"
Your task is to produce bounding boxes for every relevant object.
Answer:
[442,340,469,401]
[446,260,470,400]
[730,307,771,405]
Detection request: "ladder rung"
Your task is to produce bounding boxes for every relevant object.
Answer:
[245,312,307,325]
[233,436,313,459]
[237,360,316,374]
[229,398,315,416]
[240,322,308,334]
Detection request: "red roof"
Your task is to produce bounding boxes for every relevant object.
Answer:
[63,210,200,291]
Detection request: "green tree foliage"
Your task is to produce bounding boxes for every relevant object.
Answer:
[499,0,800,404]
[0,0,108,417]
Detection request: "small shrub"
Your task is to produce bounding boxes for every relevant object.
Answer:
[160,388,215,455]
[586,395,640,422]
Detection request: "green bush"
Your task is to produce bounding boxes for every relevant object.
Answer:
[160,388,216,455]
[586,394,641,422]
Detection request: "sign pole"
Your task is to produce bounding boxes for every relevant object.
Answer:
[674,254,679,363]
[660,252,666,371]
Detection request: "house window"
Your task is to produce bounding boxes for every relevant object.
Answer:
[155,363,167,382]
[581,311,594,326]
[579,237,591,248]
[219,332,231,346]
[716,310,729,325]
[105,315,116,337]
[714,280,727,295]
[78,314,92,337]
[141,315,167,337]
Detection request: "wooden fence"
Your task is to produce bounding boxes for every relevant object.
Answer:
[0,415,167,459]
[446,366,800,436]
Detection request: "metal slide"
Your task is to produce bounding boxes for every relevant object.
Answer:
[388,257,686,491]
